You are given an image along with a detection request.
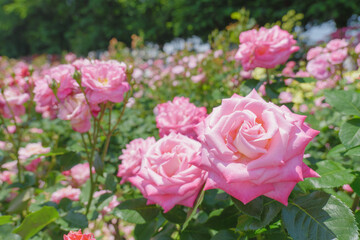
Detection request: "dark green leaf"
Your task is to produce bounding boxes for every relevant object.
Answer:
[57,151,80,171]
[325,90,360,116]
[134,220,157,240]
[105,174,116,191]
[205,205,239,230]
[232,196,263,220]
[282,191,358,240]
[12,206,59,240]
[63,211,88,229]
[94,152,103,176]
[162,205,187,224]
[210,230,239,240]
[112,198,159,224]
[299,160,354,189]
[180,225,211,240]
[340,119,360,149]
[7,189,33,214]
[237,197,282,231]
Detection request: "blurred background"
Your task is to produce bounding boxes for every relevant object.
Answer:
[0,0,360,58]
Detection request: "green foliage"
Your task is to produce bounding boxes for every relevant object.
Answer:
[12,206,59,240]
[282,191,358,240]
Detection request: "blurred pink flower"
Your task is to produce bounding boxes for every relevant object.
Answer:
[278,92,293,103]
[326,39,348,52]
[51,186,81,204]
[63,163,94,187]
[235,25,299,70]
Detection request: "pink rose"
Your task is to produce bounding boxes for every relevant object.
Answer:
[47,64,79,100]
[81,60,129,104]
[155,97,207,139]
[64,230,95,240]
[355,43,360,54]
[129,133,207,212]
[63,163,94,187]
[58,93,99,133]
[172,65,185,75]
[18,142,50,172]
[329,48,348,65]
[278,91,293,103]
[235,25,299,70]
[306,53,334,80]
[306,47,324,61]
[117,137,156,184]
[326,39,348,52]
[51,186,81,204]
[240,70,252,79]
[191,90,319,205]
[343,184,354,193]
[191,73,206,83]
[0,87,29,119]
[65,53,77,63]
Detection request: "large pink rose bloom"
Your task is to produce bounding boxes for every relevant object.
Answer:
[235,25,299,71]
[191,90,319,205]
[47,64,78,100]
[155,97,207,139]
[51,186,81,204]
[129,133,207,212]
[58,93,99,133]
[81,60,129,104]
[117,137,156,184]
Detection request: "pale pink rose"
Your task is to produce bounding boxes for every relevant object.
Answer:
[18,142,50,172]
[72,58,92,70]
[81,60,129,104]
[299,104,309,112]
[343,184,354,193]
[191,90,319,205]
[191,73,206,83]
[47,64,78,100]
[306,53,334,80]
[29,128,44,134]
[188,58,197,69]
[63,163,94,187]
[214,49,223,58]
[63,230,95,240]
[102,196,120,215]
[0,161,17,184]
[0,87,29,119]
[13,61,30,78]
[326,39,348,52]
[294,70,310,78]
[172,65,185,75]
[284,78,294,86]
[240,70,252,79]
[329,48,348,65]
[278,92,293,103]
[0,141,11,151]
[355,43,360,54]
[51,186,81,204]
[64,52,77,63]
[235,25,299,70]
[132,68,143,81]
[306,47,324,61]
[58,93,99,133]
[33,77,58,110]
[155,97,207,139]
[117,137,156,184]
[129,133,207,212]
[7,125,16,134]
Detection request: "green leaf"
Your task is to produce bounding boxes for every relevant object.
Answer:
[134,220,158,240]
[162,205,187,224]
[182,188,205,231]
[62,211,88,229]
[327,144,346,159]
[350,172,360,196]
[210,230,239,240]
[94,152,103,176]
[7,188,33,214]
[232,196,263,220]
[340,119,360,149]
[12,206,59,240]
[0,224,21,240]
[56,151,80,171]
[0,216,12,226]
[299,160,354,189]
[180,225,211,240]
[282,191,358,240]
[345,146,360,158]
[205,205,240,230]
[112,198,159,224]
[325,90,360,116]
[105,174,116,191]
[237,197,282,231]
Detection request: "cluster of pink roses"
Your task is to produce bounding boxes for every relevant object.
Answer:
[33,59,129,132]
[306,39,348,81]
[118,91,319,212]
[64,230,95,240]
